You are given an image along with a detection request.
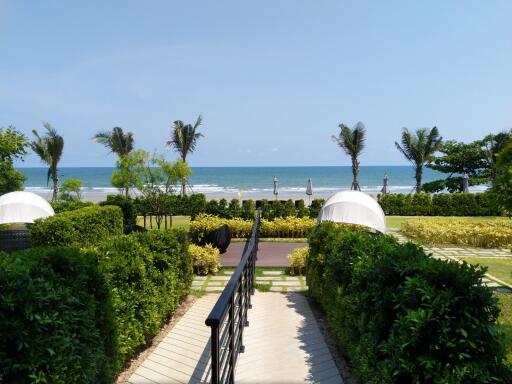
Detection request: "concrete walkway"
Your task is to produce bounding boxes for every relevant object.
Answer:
[127,293,342,384]
[221,242,307,267]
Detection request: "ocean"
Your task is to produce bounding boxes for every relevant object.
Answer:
[19,166,487,201]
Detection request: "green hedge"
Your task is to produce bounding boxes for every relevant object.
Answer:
[99,194,137,227]
[50,200,93,213]
[133,193,325,220]
[306,222,511,383]
[378,192,500,216]
[0,247,114,383]
[30,206,124,247]
[0,229,192,383]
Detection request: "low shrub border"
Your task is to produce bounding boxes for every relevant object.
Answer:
[0,229,192,383]
[30,205,124,247]
[190,214,317,239]
[378,192,500,216]
[400,218,512,248]
[306,222,511,383]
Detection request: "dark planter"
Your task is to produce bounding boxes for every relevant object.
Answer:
[0,229,31,252]
[199,224,232,253]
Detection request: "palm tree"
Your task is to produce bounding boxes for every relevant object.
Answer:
[332,122,366,190]
[31,123,64,201]
[166,115,203,196]
[92,127,134,157]
[395,126,443,193]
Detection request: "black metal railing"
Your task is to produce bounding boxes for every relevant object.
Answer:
[205,210,260,384]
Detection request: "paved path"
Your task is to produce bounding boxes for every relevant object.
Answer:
[127,293,342,384]
[192,270,307,293]
[221,242,307,267]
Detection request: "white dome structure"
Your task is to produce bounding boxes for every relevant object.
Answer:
[0,191,55,224]
[318,190,386,233]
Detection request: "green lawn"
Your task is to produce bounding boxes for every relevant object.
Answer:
[386,215,509,229]
[455,257,512,286]
[496,293,512,364]
[136,215,190,230]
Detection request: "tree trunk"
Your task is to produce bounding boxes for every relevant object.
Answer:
[415,165,423,193]
[181,153,187,197]
[52,167,59,202]
[125,187,129,198]
[351,157,360,191]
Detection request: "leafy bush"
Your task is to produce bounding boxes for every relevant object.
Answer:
[307,222,511,383]
[0,247,114,383]
[189,243,221,275]
[87,230,192,372]
[190,214,316,239]
[190,214,253,239]
[309,198,325,218]
[378,192,500,216]
[287,247,308,275]
[241,199,256,219]
[0,230,192,383]
[260,217,316,238]
[50,200,93,213]
[401,218,512,248]
[99,194,137,227]
[30,205,124,247]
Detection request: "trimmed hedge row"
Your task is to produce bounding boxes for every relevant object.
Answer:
[99,194,137,227]
[306,222,511,383]
[30,206,124,247]
[378,192,500,216]
[50,200,93,213]
[0,229,192,383]
[133,193,325,220]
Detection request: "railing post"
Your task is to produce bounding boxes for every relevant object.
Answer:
[211,325,220,384]
[229,296,235,383]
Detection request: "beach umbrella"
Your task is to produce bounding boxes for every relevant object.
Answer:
[306,178,313,203]
[273,176,279,199]
[462,173,469,193]
[381,173,390,194]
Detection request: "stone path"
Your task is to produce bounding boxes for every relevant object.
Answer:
[387,229,512,291]
[192,270,307,293]
[127,293,342,384]
[220,242,307,267]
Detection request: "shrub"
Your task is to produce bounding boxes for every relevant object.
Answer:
[307,222,511,383]
[190,214,316,239]
[401,218,512,248]
[189,243,221,275]
[287,247,308,275]
[30,205,124,247]
[309,198,325,218]
[190,214,253,239]
[260,217,316,238]
[50,200,93,213]
[99,194,137,227]
[0,247,114,383]
[0,229,192,383]
[86,229,192,376]
[378,192,500,216]
[241,199,256,220]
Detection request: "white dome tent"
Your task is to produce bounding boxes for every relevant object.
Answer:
[0,191,55,224]
[318,190,386,233]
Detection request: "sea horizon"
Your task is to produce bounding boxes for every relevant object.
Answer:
[18,166,487,202]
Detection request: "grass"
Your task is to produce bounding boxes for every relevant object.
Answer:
[136,215,191,230]
[455,257,512,286]
[386,215,509,229]
[496,293,512,364]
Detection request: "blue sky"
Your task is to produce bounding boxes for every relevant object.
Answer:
[1,0,511,167]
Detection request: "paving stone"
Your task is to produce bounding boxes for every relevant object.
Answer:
[286,287,306,292]
[262,270,284,276]
[209,275,230,281]
[205,281,224,287]
[270,286,284,292]
[273,281,303,287]
[193,276,207,281]
[205,286,224,292]
[256,276,283,281]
